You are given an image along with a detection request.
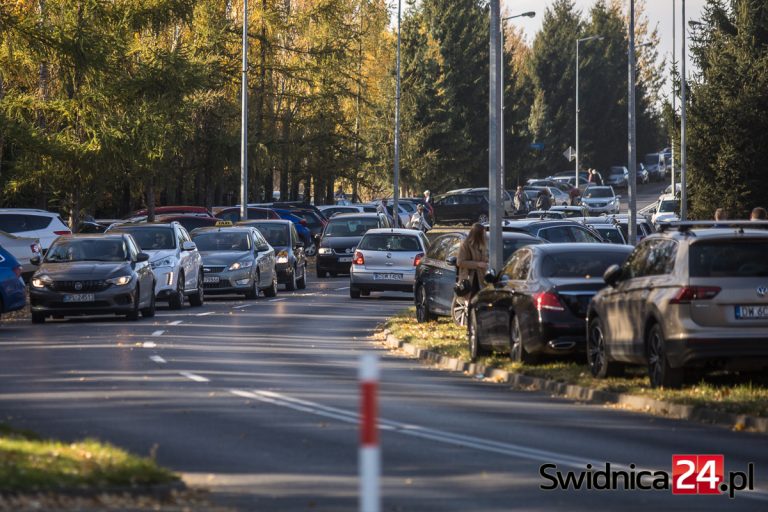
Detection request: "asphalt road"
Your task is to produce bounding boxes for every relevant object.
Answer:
[1,275,766,511]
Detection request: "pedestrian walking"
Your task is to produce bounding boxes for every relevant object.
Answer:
[569,186,581,206]
[457,223,489,301]
[513,186,528,214]
[406,204,432,232]
[750,207,767,220]
[535,189,552,211]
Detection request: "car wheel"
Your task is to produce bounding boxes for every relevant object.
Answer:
[478,213,489,224]
[189,272,204,307]
[263,272,278,297]
[126,287,140,321]
[297,265,307,289]
[244,272,259,299]
[647,323,683,388]
[587,317,623,378]
[317,268,327,278]
[169,272,184,310]
[141,286,156,318]
[509,314,538,364]
[451,294,468,327]
[31,312,46,324]
[350,287,361,299]
[468,308,490,361]
[286,266,297,291]
[415,285,436,323]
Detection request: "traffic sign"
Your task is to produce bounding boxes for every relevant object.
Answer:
[563,146,576,162]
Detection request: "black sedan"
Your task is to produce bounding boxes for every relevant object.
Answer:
[29,234,155,323]
[414,231,546,325]
[316,213,391,277]
[239,219,307,290]
[467,244,633,362]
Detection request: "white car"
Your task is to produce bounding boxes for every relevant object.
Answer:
[652,193,680,226]
[0,209,71,251]
[546,186,571,206]
[107,222,204,309]
[0,230,42,281]
[581,186,621,215]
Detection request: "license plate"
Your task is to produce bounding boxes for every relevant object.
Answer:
[374,273,403,281]
[63,293,95,303]
[204,276,220,284]
[338,257,353,263]
[735,305,768,319]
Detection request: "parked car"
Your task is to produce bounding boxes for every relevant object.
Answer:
[153,215,222,233]
[215,207,280,223]
[468,243,633,362]
[459,187,515,216]
[601,215,655,242]
[29,234,155,323]
[549,205,589,218]
[192,226,277,298]
[317,205,366,218]
[546,186,570,206]
[0,209,72,251]
[316,213,391,277]
[526,179,572,194]
[587,221,768,388]
[350,228,430,299]
[106,222,204,309]
[604,166,629,189]
[526,210,566,220]
[587,223,627,244]
[643,153,667,181]
[0,230,42,281]
[414,231,546,325]
[432,191,490,225]
[501,219,605,244]
[636,163,650,184]
[239,219,307,291]
[122,206,212,223]
[651,194,680,226]
[550,170,591,184]
[272,209,314,251]
[366,202,411,227]
[0,245,27,320]
[580,186,621,215]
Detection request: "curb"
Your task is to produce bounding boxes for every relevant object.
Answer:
[0,480,187,500]
[378,332,768,434]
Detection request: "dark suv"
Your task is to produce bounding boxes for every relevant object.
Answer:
[316,213,391,277]
[432,191,490,225]
[501,219,604,243]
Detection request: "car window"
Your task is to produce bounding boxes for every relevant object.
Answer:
[113,227,176,250]
[503,238,543,261]
[0,214,53,233]
[541,251,630,278]
[193,232,251,251]
[218,211,240,223]
[290,224,299,245]
[254,225,290,246]
[325,218,380,237]
[584,188,613,199]
[623,241,654,279]
[644,239,678,275]
[45,238,128,262]
[358,234,421,252]
[537,226,571,243]
[426,236,452,260]
[503,250,531,280]
[568,226,602,243]
[689,240,768,277]
[437,196,457,206]
[596,227,625,244]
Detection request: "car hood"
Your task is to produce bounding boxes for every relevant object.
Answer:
[145,249,178,263]
[320,236,363,250]
[582,197,613,204]
[200,251,251,266]
[36,261,133,280]
[654,213,679,223]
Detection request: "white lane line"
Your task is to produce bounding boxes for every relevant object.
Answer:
[151,330,165,337]
[179,371,210,383]
[168,320,183,326]
[335,286,350,291]
[233,304,252,309]
[196,312,215,317]
[269,298,286,302]
[149,355,166,364]
[142,341,157,348]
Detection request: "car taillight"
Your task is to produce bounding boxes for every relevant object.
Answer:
[353,251,365,265]
[413,253,424,267]
[53,230,71,235]
[534,291,565,312]
[13,266,22,278]
[669,286,721,304]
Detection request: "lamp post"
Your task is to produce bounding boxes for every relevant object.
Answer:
[393,0,402,227]
[671,0,676,195]
[680,1,689,220]
[628,0,637,245]
[240,0,248,221]
[500,11,535,191]
[576,35,603,190]
[489,0,503,273]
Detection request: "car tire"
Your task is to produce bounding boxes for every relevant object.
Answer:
[350,287,361,299]
[189,273,204,307]
[141,286,156,318]
[415,285,436,323]
[451,294,468,327]
[647,323,683,388]
[468,308,490,362]
[263,272,278,298]
[297,265,307,289]
[286,266,297,291]
[244,272,259,299]
[587,317,624,378]
[126,287,140,321]
[509,314,538,364]
[31,312,46,324]
[169,272,184,310]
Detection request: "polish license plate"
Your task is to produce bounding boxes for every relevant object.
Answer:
[63,293,95,303]
[203,276,220,284]
[374,273,403,281]
[338,257,353,263]
[735,305,768,319]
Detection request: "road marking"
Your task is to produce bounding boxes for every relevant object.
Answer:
[196,312,215,317]
[269,298,285,302]
[180,371,209,383]
[142,341,157,348]
[335,286,350,291]
[168,320,183,326]
[149,355,166,364]
[151,330,165,337]
[233,304,252,309]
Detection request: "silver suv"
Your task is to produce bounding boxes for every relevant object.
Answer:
[587,221,768,388]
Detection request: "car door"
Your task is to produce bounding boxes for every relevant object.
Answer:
[474,255,520,348]
[180,227,200,290]
[419,235,447,311]
[253,230,274,286]
[290,224,305,271]
[127,236,152,305]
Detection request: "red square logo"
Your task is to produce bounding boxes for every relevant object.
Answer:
[672,454,724,495]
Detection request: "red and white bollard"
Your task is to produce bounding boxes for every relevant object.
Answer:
[359,354,380,512]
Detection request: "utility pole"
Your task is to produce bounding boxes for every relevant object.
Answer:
[671,0,676,194]
[627,0,638,245]
[240,0,249,221]
[680,0,688,221]
[489,0,502,272]
[393,0,401,227]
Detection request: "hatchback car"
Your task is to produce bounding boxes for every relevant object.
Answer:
[581,186,620,215]
[316,213,392,277]
[350,229,429,299]
[469,244,633,362]
[501,219,604,244]
[0,209,72,251]
[604,166,629,189]
[29,234,155,323]
[107,223,204,309]
[587,221,768,388]
[240,220,307,291]
[0,245,27,320]
[0,230,42,281]
[192,227,277,299]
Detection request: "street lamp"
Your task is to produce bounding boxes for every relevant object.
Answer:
[576,35,603,190]
[500,11,535,191]
[393,0,402,227]
[240,0,248,221]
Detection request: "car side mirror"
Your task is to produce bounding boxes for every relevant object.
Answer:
[136,252,150,263]
[483,269,497,285]
[445,256,457,267]
[30,256,41,266]
[182,241,197,252]
[603,264,623,287]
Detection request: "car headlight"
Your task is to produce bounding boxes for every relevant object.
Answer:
[318,247,332,255]
[151,257,175,269]
[31,275,52,289]
[276,251,289,264]
[228,260,253,271]
[107,275,132,286]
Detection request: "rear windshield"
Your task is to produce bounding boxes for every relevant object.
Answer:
[503,239,543,261]
[690,241,768,277]
[0,214,52,233]
[658,200,679,214]
[113,227,175,250]
[584,188,613,199]
[295,211,323,228]
[358,234,421,252]
[596,227,625,244]
[541,251,629,278]
[45,239,127,262]
[193,232,251,252]
[325,218,380,237]
[250,224,290,246]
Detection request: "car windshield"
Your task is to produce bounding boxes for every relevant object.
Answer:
[596,227,625,244]
[690,241,768,277]
[358,234,421,252]
[193,232,251,251]
[541,251,629,278]
[584,188,613,199]
[113,227,175,251]
[644,154,659,166]
[250,224,290,246]
[325,218,380,237]
[503,239,543,261]
[658,200,679,213]
[45,239,128,262]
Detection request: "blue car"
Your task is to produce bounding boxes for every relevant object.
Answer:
[273,209,314,254]
[0,244,27,318]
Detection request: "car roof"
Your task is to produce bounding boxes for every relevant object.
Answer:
[656,221,768,240]
[659,193,677,201]
[59,233,127,240]
[501,219,584,228]
[529,242,633,255]
[363,228,423,236]
[239,219,292,226]
[0,209,58,215]
[190,226,255,234]
[113,223,177,229]
[328,213,382,220]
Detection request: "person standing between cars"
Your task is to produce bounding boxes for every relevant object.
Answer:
[406,204,432,232]
[535,189,552,211]
[513,186,528,214]
[750,207,767,220]
[377,198,394,225]
[569,185,581,206]
[457,223,489,300]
